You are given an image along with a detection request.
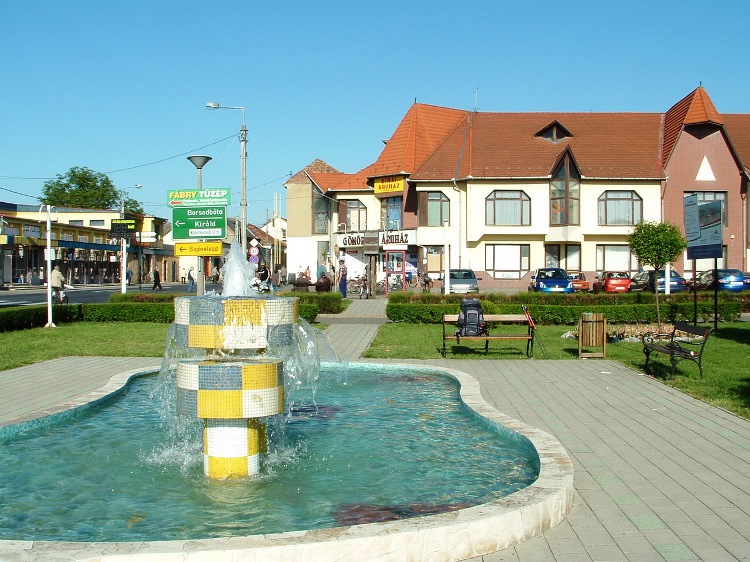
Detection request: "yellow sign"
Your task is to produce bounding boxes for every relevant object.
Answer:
[174,241,224,256]
[373,175,405,194]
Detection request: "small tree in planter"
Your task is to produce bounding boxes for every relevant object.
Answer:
[628,221,687,331]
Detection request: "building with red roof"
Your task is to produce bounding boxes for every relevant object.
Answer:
[285,87,748,291]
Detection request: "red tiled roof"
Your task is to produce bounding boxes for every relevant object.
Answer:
[723,114,750,176]
[366,103,468,178]
[412,112,664,180]
[662,86,724,167]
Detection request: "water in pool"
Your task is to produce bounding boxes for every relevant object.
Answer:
[0,364,538,542]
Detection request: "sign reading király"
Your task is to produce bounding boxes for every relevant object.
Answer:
[338,229,415,248]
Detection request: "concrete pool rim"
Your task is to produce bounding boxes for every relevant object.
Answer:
[0,361,574,562]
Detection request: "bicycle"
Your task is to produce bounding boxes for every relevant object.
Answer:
[52,287,69,305]
[346,276,363,296]
[412,272,433,292]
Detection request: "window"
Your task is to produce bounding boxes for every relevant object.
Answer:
[535,121,572,144]
[596,245,638,275]
[550,155,580,226]
[426,192,449,226]
[485,244,530,279]
[598,191,642,225]
[89,219,105,227]
[69,220,84,226]
[345,200,367,231]
[485,190,530,226]
[383,196,402,230]
[686,191,727,226]
[313,195,329,235]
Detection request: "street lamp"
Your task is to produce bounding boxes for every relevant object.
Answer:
[206,101,247,257]
[187,155,212,296]
[119,184,142,294]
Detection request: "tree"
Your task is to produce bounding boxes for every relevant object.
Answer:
[628,221,687,329]
[41,167,143,213]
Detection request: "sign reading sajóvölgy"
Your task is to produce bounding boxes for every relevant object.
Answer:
[172,206,226,240]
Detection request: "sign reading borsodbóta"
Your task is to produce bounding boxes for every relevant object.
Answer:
[172,206,226,240]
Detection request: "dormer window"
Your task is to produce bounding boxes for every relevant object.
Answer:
[536,121,573,144]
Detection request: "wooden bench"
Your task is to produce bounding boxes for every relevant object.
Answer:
[442,306,536,358]
[641,321,712,379]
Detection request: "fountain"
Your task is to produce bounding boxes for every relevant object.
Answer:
[172,243,296,477]
[0,241,574,560]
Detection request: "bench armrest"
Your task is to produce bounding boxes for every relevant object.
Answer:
[642,332,672,344]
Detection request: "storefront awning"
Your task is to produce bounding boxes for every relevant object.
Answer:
[57,240,120,251]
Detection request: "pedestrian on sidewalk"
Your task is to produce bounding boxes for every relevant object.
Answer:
[337,258,347,297]
[152,269,162,291]
[187,267,195,292]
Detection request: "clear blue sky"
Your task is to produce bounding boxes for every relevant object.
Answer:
[1,1,748,226]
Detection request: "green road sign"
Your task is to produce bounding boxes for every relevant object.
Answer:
[172,206,226,240]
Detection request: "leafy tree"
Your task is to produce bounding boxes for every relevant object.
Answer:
[40,167,143,213]
[628,221,687,329]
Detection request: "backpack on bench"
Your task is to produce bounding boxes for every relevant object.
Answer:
[456,298,488,337]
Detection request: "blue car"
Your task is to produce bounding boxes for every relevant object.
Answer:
[528,268,574,293]
[629,270,688,293]
[693,269,747,292]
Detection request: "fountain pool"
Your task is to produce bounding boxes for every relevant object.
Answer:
[0,361,573,561]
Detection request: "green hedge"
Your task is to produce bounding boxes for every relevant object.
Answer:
[0,298,320,333]
[280,291,344,314]
[385,301,742,325]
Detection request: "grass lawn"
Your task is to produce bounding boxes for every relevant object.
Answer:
[0,322,170,371]
[1,320,749,420]
[364,322,750,420]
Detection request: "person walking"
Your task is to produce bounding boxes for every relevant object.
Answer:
[337,258,348,297]
[187,267,196,292]
[271,267,281,293]
[152,268,162,291]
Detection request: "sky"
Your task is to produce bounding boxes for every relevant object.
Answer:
[1,1,748,226]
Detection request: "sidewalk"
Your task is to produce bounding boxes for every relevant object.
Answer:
[1,297,749,561]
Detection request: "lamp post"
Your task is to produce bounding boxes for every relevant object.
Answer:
[206,101,247,257]
[39,204,55,328]
[118,185,142,294]
[187,155,212,296]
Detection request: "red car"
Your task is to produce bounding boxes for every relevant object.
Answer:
[568,271,590,292]
[593,271,632,293]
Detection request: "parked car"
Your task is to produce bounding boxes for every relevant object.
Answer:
[528,268,574,293]
[629,269,688,293]
[592,271,632,294]
[692,269,747,292]
[568,271,590,292]
[447,269,480,294]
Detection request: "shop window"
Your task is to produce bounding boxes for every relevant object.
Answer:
[485,244,530,279]
[426,192,449,226]
[685,191,727,226]
[550,155,580,226]
[596,244,638,275]
[485,190,530,226]
[346,199,367,231]
[598,191,642,225]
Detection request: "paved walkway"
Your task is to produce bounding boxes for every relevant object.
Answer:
[1,297,749,561]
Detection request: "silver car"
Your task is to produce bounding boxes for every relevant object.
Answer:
[448,269,480,294]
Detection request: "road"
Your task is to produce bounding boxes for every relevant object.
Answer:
[0,283,208,308]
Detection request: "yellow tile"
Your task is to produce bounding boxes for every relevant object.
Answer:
[241,361,282,390]
[224,300,265,325]
[197,390,243,418]
[205,455,249,478]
